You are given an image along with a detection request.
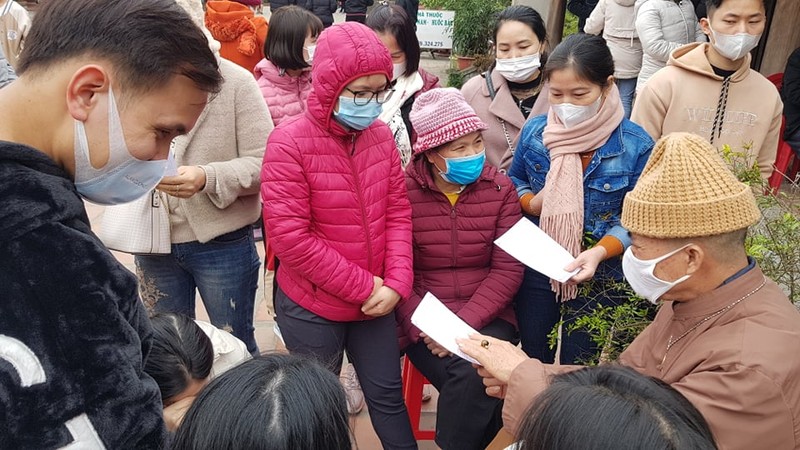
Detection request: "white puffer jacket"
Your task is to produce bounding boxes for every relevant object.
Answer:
[585,0,642,79]
[634,0,704,92]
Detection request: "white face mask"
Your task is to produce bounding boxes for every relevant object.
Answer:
[392,61,407,81]
[551,94,602,128]
[73,87,171,205]
[622,245,692,304]
[494,53,541,83]
[708,25,761,61]
[304,44,317,64]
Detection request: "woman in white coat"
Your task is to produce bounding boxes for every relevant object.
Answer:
[634,0,704,93]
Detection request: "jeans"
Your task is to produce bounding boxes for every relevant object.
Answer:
[514,264,626,364]
[405,319,515,450]
[617,77,637,120]
[275,286,418,450]
[135,226,260,354]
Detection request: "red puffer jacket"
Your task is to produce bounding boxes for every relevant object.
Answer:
[396,157,524,349]
[261,22,413,322]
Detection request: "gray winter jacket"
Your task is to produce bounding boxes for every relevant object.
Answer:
[585,0,643,79]
[634,0,704,92]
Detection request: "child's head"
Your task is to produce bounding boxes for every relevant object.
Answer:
[309,22,392,131]
[701,0,766,61]
[516,365,718,450]
[172,354,352,450]
[544,33,614,110]
[264,5,324,71]
[366,4,421,80]
[493,5,548,83]
[410,88,488,184]
[144,313,213,406]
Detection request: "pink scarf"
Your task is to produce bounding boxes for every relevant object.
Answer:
[540,84,624,301]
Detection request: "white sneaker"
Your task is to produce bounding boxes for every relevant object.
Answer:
[340,363,365,415]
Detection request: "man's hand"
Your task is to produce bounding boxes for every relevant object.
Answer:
[157,165,206,199]
[457,334,530,397]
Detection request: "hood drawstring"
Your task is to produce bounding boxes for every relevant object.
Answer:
[710,76,731,145]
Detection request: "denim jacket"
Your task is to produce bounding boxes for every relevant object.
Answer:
[508,114,654,251]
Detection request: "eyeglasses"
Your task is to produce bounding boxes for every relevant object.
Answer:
[345,87,395,106]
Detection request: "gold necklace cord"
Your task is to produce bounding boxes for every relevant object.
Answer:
[659,277,767,368]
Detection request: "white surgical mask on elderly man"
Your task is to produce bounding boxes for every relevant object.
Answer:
[622,245,692,304]
[708,26,761,61]
[494,53,541,83]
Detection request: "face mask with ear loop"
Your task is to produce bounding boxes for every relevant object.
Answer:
[73,87,173,205]
[622,244,693,304]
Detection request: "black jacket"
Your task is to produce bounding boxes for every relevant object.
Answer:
[344,0,373,15]
[0,143,165,448]
[302,0,338,27]
[270,0,298,12]
[567,0,599,32]
[783,47,800,138]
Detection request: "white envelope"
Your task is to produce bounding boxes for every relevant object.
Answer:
[410,292,480,364]
[494,217,579,283]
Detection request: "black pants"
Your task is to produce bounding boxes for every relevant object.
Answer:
[275,287,418,450]
[405,318,516,450]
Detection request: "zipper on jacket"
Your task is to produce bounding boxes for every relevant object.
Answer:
[450,205,461,300]
[346,134,374,273]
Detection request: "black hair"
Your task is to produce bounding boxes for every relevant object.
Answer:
[143,313,213,405]
[705,0,765,16]
[264,5,324,71]
[366,4,421,77]
[172,354,352,450]
[517,365,718,450]
[18,0,222,95]
[543,33,614,88]
[493,5,549,67]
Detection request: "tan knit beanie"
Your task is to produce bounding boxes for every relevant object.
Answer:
[621,132,761,238]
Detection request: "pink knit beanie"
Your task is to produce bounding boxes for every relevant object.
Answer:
[410,88,488,155]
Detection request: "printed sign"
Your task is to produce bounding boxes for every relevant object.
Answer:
[416,9,455,49]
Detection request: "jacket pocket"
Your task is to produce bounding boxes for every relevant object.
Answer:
[586,175,630,212]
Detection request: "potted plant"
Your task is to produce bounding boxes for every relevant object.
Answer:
[423,0,509,70]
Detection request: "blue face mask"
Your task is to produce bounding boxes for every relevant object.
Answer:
[436,149,486,185]
[334,96,382,131]
[73,87,171,205]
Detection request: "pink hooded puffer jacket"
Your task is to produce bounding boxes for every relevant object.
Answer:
[261,22,413,322]
[254,58,313,127]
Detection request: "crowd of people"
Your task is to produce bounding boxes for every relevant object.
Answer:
[1,0,799,449]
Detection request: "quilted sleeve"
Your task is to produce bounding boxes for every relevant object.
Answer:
[381,145,414,299]
[261,129,375,304]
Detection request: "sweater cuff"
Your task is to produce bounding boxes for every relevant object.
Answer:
[520,192,536,215]
[199,165,215,194]
[596,235,623,259]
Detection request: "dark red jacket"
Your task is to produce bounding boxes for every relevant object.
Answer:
[396,157,523,349]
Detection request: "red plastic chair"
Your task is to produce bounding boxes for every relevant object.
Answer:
[767,73,800,192]
[402,357,436,441]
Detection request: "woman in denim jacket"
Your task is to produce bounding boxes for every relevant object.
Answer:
[508,34,654,365]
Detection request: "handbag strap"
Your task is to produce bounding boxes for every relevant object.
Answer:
[485,69,515,155]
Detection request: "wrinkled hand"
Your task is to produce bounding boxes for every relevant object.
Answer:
[420,332,451,358]
[457,334,529,398]
[564,246,606,284]
[163,396,195,431]
[361,285,400,317]
[157,165,206,199]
